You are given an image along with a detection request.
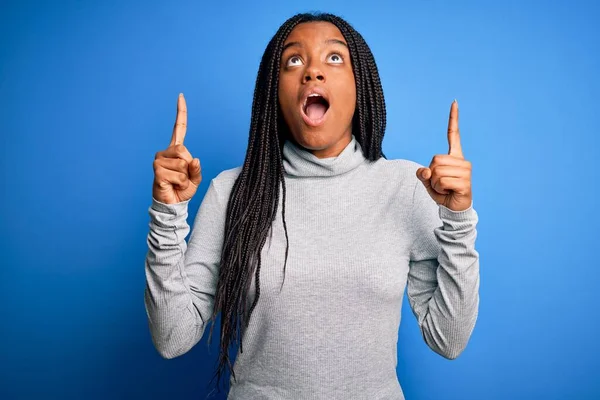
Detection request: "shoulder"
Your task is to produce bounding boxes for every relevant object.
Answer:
[213,166,242,185]
[371,157,425,174]
[209,166,242,203]
[368,157,425,192]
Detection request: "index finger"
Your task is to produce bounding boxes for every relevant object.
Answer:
[447,99,463,158]
[170,93,187,147]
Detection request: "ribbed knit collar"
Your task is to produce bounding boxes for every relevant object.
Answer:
[282,134,366,178]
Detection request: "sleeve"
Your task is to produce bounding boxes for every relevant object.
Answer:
[406,178,480,360]
[144,180,226,359]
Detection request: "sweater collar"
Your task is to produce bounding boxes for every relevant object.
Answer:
[282,135,366,178]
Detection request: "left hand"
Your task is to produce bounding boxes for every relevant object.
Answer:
[416,100,473,212]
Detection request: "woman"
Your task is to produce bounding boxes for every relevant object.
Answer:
[145,12,479,400]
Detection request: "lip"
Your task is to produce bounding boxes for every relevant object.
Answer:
[299,86,330,127]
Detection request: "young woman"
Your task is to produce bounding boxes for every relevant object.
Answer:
[146,12,479,400]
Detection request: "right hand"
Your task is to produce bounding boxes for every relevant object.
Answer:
[152,93,202,204]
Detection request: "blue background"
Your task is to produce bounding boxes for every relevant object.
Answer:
[1,0,598,399]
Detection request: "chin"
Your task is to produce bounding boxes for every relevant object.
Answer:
[285,115,353,156]
[294,134,330,150]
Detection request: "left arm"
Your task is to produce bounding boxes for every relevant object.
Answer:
[407,99,480,359]
[407,178,479,359]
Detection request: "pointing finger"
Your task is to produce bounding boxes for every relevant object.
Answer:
[170,93,187,147]
[447,100,463,158]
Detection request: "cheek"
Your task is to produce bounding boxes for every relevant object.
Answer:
[340,77,356,116]
[348,86,357,113]
[278,78,296,118]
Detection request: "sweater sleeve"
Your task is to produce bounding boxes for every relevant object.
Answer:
[144,180,225,359]
[406,178,480,360]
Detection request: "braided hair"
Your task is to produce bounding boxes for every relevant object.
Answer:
[205,11,387,393]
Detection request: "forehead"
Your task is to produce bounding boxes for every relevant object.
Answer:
[283,21,345,45]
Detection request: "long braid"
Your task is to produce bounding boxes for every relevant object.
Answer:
[205,12,387,395]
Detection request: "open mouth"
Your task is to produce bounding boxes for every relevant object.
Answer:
[302,93,330,126]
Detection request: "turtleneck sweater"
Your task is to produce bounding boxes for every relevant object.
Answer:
[144,135,480,400]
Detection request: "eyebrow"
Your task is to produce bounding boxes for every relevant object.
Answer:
[282,38,348,52]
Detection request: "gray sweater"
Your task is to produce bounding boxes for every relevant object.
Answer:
[144,135,480,399]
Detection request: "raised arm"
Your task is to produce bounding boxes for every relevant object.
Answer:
[144,93,224,358]
[408,100,480,359]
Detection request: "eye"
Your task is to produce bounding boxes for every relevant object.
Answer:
[286,55,304,67]
[327,53,344,64]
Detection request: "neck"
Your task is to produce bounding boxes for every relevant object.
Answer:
[302,133,353,159]
[282,134,367,178]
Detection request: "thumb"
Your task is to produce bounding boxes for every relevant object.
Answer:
[189,158,202,186]
[416,167,441,201]
[416,167,431,182]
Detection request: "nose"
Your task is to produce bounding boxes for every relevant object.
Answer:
[303,64,325,83]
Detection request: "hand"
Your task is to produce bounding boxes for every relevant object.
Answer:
[152,93,202,204]
[416,100,472,212]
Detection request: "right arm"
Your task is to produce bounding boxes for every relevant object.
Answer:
[144,180,225,359]
[144,92,223,359]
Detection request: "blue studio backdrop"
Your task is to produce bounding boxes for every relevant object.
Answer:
[1,0,598,399]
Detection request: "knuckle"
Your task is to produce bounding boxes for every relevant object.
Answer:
[179,159,188,170]
[174,144,186,153]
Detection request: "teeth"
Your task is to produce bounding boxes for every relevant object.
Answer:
[304,93,323,107]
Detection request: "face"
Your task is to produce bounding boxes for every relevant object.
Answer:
[278,21,356,158]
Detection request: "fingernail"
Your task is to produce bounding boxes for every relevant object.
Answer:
[179,93,183,97]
